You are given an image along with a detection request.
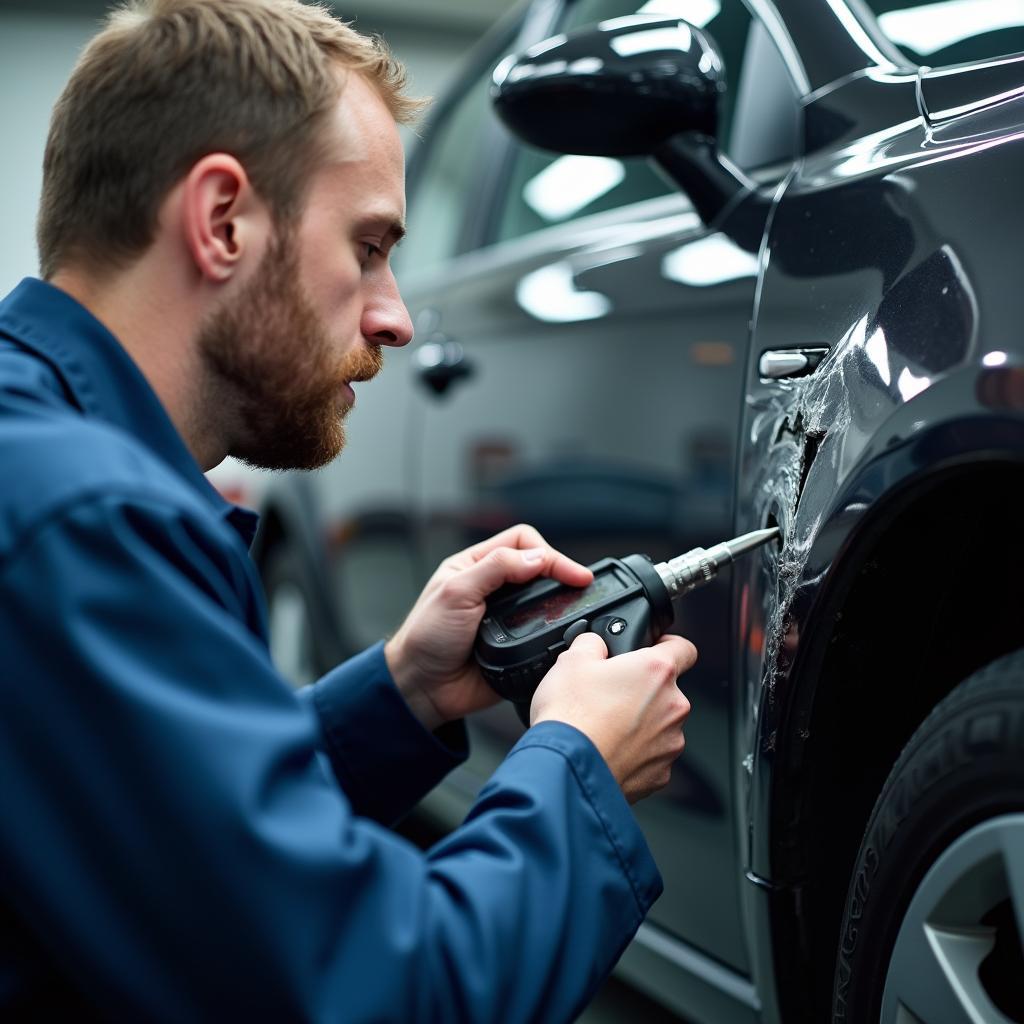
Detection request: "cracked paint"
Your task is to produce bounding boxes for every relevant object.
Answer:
[751,315,861,709]
[744,237,977,747]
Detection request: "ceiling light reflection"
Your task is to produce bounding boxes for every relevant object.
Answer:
[662,233,759,286]
[599,14,665,31]
[516,263,613,323]
[508,60,567,83]
[826,118,921,183]
[610,24,693,57]
[864,326,891,385]
[523,155,626,222]
[897,366,931,401]
[879,0,1024,57]
[825,0,892,66]
[637,0,722,28]
[525,34,568,59]
[492,54,516,87]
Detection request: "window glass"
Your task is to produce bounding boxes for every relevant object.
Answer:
[397,70,494,273]
[494,0,792,245]
[862,0,1024,67]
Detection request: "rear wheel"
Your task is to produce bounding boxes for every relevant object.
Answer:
[832,651,1024,1023]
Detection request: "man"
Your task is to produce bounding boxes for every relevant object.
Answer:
[0,0,696,1019]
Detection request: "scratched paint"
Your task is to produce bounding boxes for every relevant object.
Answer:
[746,241,977,734]
[749,315,859,710]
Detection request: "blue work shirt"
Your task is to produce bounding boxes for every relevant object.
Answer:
[0,278,662,1022]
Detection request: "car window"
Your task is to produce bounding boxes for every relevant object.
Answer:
[492,0,797,244]
[861,0,1024,67]
[398,69,496,273]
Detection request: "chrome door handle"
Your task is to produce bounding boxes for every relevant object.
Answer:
[758,348,829,380]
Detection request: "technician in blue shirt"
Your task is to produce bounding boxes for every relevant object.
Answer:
[0,1,695,1020]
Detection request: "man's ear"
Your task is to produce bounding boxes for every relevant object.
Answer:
[179,154,270,283]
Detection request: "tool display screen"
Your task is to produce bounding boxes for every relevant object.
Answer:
[501,570,627,639]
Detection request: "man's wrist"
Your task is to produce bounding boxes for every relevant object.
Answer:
[384,635,444,733]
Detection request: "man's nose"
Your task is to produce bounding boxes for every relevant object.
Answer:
[363,275,414,348]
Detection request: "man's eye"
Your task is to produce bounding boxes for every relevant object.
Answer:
[360,242,384,263]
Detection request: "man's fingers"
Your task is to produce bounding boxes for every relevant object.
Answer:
[653,633,699,675]
[442,542,593,608]
[439,545,574,607]
[545,550,593,587]
[457,524,593,588]
[462,524,548,564]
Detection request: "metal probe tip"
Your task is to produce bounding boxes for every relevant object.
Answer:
[720,527,782,562]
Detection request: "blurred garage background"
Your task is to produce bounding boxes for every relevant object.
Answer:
[0,1,686,1019]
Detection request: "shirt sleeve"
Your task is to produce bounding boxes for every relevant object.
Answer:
[0,490,663,1023]
[297,643,470,825]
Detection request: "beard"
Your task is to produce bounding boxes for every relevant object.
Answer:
[198,230,382,471]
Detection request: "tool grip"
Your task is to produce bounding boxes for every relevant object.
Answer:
[510,596,654,726]
[590,598,654,657]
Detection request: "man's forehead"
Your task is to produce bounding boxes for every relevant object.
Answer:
[302,68,406,232]
[327,70,400,163]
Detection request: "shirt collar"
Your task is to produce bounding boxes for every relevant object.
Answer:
[0,277,260,548]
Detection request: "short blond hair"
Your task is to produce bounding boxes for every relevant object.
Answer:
[37,0,423,278]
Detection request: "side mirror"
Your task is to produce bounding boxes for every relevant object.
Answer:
[492,16,754,225]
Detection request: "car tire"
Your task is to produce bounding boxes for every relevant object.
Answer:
[263,543,321,689]
[832,650,1024,1024]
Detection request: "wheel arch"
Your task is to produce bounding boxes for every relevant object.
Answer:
[761,423,1024,1020]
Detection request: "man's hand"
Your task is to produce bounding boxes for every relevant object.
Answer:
[384,524,593,733]
[532,632,696,804]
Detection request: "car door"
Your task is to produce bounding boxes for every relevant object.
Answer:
[397,0,801,974]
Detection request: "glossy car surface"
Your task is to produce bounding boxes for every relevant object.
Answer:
[253,1,1024,1020]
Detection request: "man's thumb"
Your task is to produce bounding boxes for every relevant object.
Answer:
[566,631,609,660]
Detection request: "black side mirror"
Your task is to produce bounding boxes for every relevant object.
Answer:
[492,16,754,225]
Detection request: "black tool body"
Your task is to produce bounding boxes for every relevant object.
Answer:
[475,554,674,725]
[474,528,780,726]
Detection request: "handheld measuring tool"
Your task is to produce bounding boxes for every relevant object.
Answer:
[475,527,780,723]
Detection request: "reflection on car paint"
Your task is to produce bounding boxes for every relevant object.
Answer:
[516,261,614,321]
[662,232,760,286]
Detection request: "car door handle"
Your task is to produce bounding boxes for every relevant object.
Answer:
[413,339,475,397]
[758,348,829,380]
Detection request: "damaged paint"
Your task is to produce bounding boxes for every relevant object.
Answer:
[750,313,863,710]
[736,174,981,785]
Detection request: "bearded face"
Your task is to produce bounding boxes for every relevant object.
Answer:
[198,229,382,471]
